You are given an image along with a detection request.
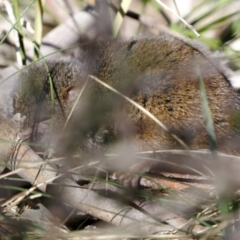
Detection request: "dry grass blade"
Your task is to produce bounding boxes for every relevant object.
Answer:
[89,75,189,150]
[63,77,89,130]
[155,0,200,37]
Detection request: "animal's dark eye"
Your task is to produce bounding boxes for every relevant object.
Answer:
[127,40,137,51]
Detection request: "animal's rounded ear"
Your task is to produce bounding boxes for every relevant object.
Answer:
[61,86,78,101]
[62,86,82,112]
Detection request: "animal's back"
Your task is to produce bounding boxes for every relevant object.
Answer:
[93,35,240,152]
[11,34,240,156]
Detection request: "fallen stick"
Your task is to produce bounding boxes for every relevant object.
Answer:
[2,139,214,236]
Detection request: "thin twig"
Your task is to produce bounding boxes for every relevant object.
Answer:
[155,0,200,37]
